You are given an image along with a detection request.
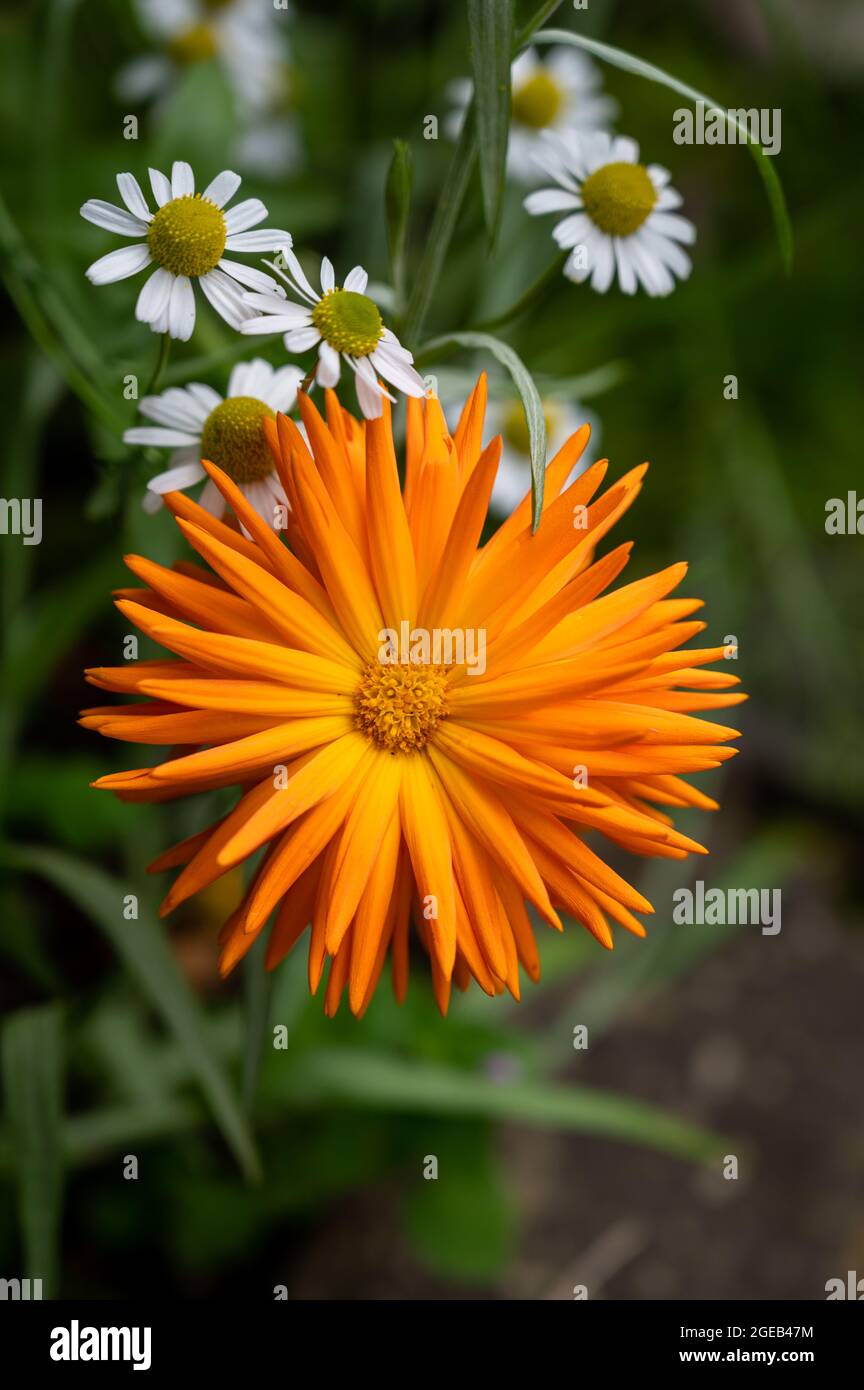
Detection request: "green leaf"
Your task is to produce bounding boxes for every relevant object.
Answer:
[467,0,514,240]
[418,329,547,529]
[532,28,794,274]
[2,845,261,1181]
[385,138,413,300]
[282,1049,726,1162]
[2,1003,64,1297]
[403,1123,516,1280]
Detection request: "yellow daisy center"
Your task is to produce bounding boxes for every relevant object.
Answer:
[199,396,276,484]
[167,24,218,66]
[503,399,559,456]
[581,161,657,237]
[311,289,383,357]
[512,71,564,130]
[354,662,448,754]
[147,194,226,278]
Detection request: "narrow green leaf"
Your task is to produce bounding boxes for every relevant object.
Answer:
[242,933,272,1114]
[418,329,546,529]
[385,139,413,300]
[3,845,261,1181]
[2,1004,64,1297]
[532,28,794,274]
[467,0,514,238]
[283,1049,726,1162]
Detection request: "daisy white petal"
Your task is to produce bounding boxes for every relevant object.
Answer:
[320,256,335,293]
[264,366,304,413]
[224,229,293,253]
[147,460,207,495]
[171,160,195,198]
[640,226,692,279]
[202,169,242,208]
[198,479,226,516]
[370,345,426,397]
[648,211,696,244]
[116,172,152,221]
[167,274,196,340]
[148,166,173,208]
[613,239,638,295]
[223,198,268,234]
[241,313,306,336]
[139,387,209,430]
[199,268,250,330]
[523,188,579,215]
[185,383,223,414]
[343,265,368,293]
[85,243,151,285]
[125,426,200,447]
[135,266,173,325]
[316,341,341,388]
[612,136,640,163]
[284,325,321,352]
[552,211,591,248]
[589,236,616,294]
[279,247,319,303]
[354,369,383,419]
[648,164,672,188]
[217,258,279,291]
[80,200,148,237]
[243,295,309,322]
[228,361,256,397]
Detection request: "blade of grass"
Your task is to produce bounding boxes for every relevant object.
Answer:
[2,844,261,1181]
[468,0,514,240]
[418,329,546,527]
[1,1004,64,1297]
[283,1049,727,1162]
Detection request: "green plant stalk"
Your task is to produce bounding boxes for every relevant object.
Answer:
[401,0,569,346]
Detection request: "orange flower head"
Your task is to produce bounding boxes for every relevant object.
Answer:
[82,376,744,1017]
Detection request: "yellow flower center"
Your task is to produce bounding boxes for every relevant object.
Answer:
[581,161,657,237]
[354,662,448,754]
[199,397,276,483]
[512,71,564,130]
[167,24,218,66]
[311,289,383,357]
[502,399,559,456]
[147,194,226,278]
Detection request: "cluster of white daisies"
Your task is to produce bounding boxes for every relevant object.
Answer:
[81,160,427,521]
[80,39,696,522]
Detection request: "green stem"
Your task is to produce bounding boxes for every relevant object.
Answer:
[471,250,568,332]
[143,333,172,398]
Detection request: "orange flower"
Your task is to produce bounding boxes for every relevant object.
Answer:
[82,376,744,1016]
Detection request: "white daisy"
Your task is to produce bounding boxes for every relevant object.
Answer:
[119,0,286,116]
[80,162,291,341]
[240,250,426,419]
[525,130,696,297]
[448,46,617,184]
[124,357,304,527]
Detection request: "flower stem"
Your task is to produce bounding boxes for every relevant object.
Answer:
[470,251,568,333]
[143,333,172,398]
